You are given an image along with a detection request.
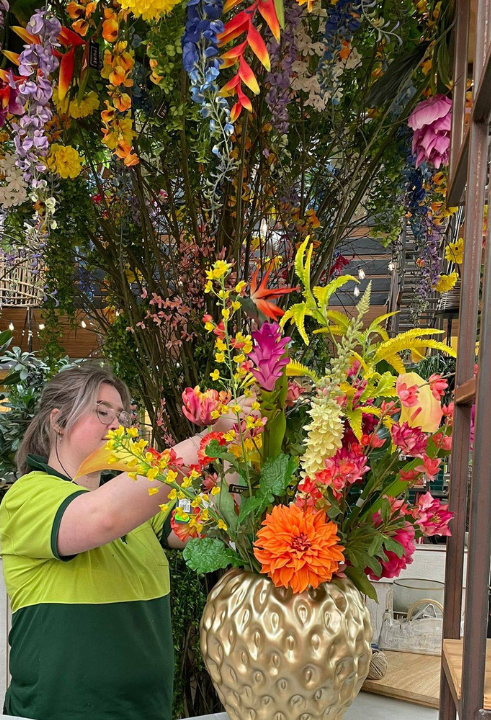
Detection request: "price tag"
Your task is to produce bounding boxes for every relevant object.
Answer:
[88,39,101,70]
[229,484,247,494]
[178,499,191,514]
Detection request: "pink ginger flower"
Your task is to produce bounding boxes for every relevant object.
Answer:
[399,468,422,484]
[396,380,419,407]
[249,322,290,391]
[392,422,428,458]
[182,386,231,426]
[413,492,453,537]
[286,380,305,407]
[428,373,448,400]
[415,455,441,480]
[367,523,416,580]
[408,94,452,169]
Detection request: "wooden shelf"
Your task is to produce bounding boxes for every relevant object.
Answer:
[442,639,491,710]
[455,377,476,406]
[362,651,440,708]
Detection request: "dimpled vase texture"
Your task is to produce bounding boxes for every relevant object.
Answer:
[200,569,372,720]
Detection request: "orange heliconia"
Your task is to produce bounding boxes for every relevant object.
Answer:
[253,504,345,594]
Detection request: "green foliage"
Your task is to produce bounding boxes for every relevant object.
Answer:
[183,538,243,574]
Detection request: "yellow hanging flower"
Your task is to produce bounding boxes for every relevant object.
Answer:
[434,272,459,293]
[117,0,181,19]
[444,238,464,265]
[53,89,99,118]
[47,144,83,179]
[302,394,344,478]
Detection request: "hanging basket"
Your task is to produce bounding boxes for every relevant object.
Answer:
[0,254,44,308]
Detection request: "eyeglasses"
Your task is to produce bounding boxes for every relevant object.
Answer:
[95,401,132,428]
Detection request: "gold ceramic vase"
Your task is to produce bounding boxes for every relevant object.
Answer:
[200,569,372,720]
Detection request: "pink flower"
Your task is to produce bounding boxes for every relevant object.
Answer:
[367,523,416,580]
[413,492,453,537]
[392,422,428,458]
[432,431,452,451]
[315,446,369,499]
[408,95,452,169]
[428,373,448,400]
[286,381,305,407]
[415,455,441,480]
[399,469,422,484]
[182,386,231,427]
[396,380,419,407]
[249,322,290,391]
[295,477,323,508]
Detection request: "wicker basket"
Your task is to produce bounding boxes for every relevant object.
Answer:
[0,255,44,307]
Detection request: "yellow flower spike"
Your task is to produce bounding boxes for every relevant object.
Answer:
[223,430,236,441]
[145,452,154,462]
[211,410,220,420]
[205,270,214,281]
[222,309,230,320]
[159,503,170,513]
[177,491,186,500]
[217,520,228,531]
[232,404,241,414]
[126,427,139,437]
[196,523,204,533]
[244,389,252,397]
[189,469,200,480]
[201,509,210,521]
[235,281,246,293]
[204,322,215,332]
[168,489,177,500]
[216,338,227,351]
[251,401,260,411]
[202,493,209,503]
[234,354,245,364]
[204,282,213,294]
[148,487,159,496]
[232,301,241,311]
[128,472,138,480]
[243,342,253,354]
[216,352,225,363]
[180,512,190,521]
[181,477,193,488]
[210,370,220,381]
[165,470,178,484]
[105,440,115,450]
[211,486,221,496]
[191,498,202,508]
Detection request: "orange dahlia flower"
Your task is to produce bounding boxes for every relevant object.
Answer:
[253,504,345,593]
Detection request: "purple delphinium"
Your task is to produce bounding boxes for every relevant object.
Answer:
[265,0,302,136]
[249,322,290,391]
[12,9,60,182]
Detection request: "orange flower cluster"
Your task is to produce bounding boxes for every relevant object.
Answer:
[254,504,345,593]
[67,0,98,36]
[100,18,138,166]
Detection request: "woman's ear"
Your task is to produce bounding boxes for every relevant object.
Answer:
[50,408,63,436]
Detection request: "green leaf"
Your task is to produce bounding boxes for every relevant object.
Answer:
[259,454,297,497]
[345,566,378,601]
[345,409,363,441]
[364,554,382,578]
[183,538,243,574]
[384,536,405,558]
[368,533,385,557]
[274,0,285,28]
[217,482,238,533]
[238,494,266,524]
[205,439,235,462]
[366,42,430,107]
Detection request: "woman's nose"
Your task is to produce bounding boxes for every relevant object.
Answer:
[107,416,121,431]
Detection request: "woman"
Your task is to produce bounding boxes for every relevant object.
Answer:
[0,363,243,720]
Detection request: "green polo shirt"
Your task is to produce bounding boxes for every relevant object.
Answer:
[0,456,174,720]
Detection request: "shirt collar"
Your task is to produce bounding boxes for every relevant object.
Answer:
[26,455,72,482]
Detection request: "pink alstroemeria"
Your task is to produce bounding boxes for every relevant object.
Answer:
[408,94,452,169]
[285,380,305,407]
[415,455,441,480]
[399,468,422,484]
[428,373,448,400]
[413,492,453,537]
[182,386,231,427]
[392,422,428,458]
[432,431,452,451]
[249,322,290,392]
[367,523,416,580]
[396,380,419,407]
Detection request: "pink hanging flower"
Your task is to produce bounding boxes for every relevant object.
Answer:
[249,322,290,392]
[432,431,452,451]
[428,373,448,400]
[391,422,428,458]
[367,523,416,580]
[413,492,453,537]
[415,455,441,480]
[408,94,452,169]
[182,386,231,426]
[396,380,419,407]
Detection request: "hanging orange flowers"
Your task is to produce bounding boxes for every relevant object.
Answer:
[254,504,345,593]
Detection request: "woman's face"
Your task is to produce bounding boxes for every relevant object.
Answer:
[64,383,125,466]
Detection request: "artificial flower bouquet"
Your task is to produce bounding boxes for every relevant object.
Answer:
[77,240,455,599]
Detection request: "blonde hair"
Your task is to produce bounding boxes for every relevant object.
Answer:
[16,363,131,476]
